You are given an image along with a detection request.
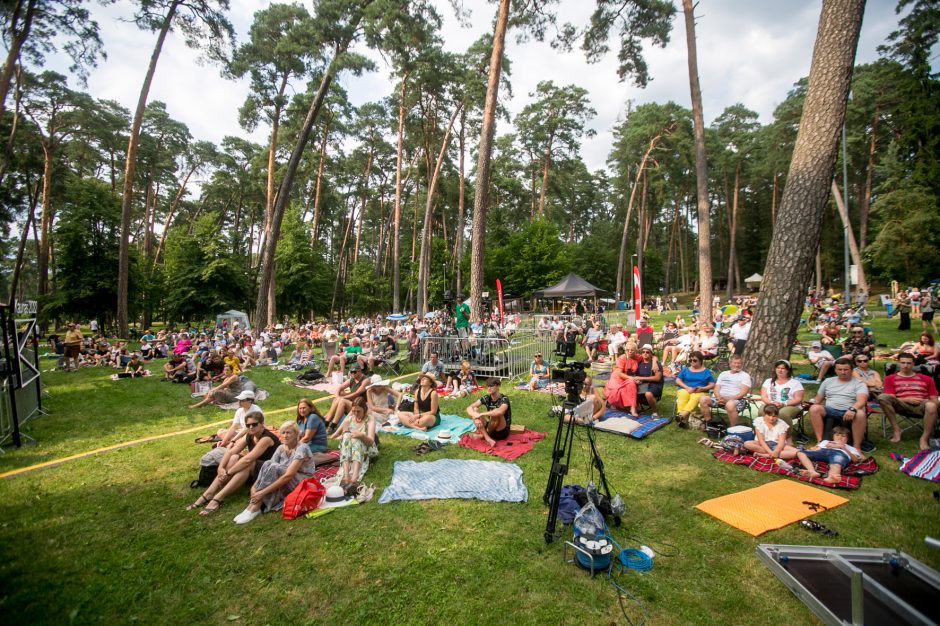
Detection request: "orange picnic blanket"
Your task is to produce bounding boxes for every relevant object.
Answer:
[694,479,848,536]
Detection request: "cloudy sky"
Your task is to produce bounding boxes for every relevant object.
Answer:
[48,0,905,172]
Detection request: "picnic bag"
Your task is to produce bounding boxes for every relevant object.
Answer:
[297,368,325,383]
[282,477,326,520]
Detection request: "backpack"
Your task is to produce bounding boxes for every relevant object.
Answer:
[282,477,326,520]
[297,368,325,383]
[190,464,217,488]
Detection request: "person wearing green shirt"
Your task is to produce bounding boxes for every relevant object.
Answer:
[455,302,471,337]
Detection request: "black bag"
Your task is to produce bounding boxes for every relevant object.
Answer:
[297,368,324,383]
[190,463,218,488]
[399,397,415,412]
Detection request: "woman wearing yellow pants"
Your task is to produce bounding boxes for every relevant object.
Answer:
[674,351,715,428]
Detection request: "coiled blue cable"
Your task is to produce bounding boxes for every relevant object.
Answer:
[618,548,653,572]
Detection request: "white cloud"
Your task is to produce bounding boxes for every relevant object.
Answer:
[39,0,911,174]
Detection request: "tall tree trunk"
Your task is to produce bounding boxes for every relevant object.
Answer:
[831,180,868,295]
[8,175,39,306]
[353,147,375,265]
[417,105,461,315]
[859,105,878,249]
[744,0,865,385]
[454,108,466,298]
[153,163,197,270]
[771,172,778,226]
[537,130,555,215]
[683,0,713,324]
[815,246,823,296]
[310,116,331,244]
[0,0,36,117]
[637,170,648,278]
[726,163,740,300]
[256,41,352,327]
[117,0,181,338]
[391,75,408,312]
[469,0,510,320]
[616,129,668,304]
[37,143,53,298]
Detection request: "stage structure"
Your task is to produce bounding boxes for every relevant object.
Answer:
[0,302,44,451]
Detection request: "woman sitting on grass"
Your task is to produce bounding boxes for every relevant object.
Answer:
[527,353,551,390]
[331,398,377,491]
[187,411,278,515]
[188,364,252,409]
[365,375,402,422]
[295,398,335,465]
[232,421,318,524]
[398,372,440,430]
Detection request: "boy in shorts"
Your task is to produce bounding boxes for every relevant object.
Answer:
[795,426,863,484]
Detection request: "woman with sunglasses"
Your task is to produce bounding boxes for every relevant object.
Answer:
[528,353,551,390]
[852,355,882,395]
[759,359,804,426]
[673,351,715,427]
[233,421,319,524]
[186,411,278,515]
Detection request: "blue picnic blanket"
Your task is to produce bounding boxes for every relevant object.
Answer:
[597,409,672,439]
[378,459,528,504]
[379,413,475,444]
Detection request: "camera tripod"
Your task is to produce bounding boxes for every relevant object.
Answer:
[543,384,620,544]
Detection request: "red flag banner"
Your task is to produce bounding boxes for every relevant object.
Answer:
[496,279,505,326]
[633,266,642,328]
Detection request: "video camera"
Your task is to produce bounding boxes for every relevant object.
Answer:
[551,358,588,404]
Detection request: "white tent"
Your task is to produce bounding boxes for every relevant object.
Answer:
[216,309,250,331]
[744,273,763,287]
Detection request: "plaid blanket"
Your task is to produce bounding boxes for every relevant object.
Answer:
[711,450,878,489]
[312,449,340,484]
[892,450,940,483]
[515,381,566,394]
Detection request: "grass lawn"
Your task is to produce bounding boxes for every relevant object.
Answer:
[0,311,938,625]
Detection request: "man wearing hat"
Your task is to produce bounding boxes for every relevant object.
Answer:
[322,363,369,432]
[807,341,835,382]
[840,326,874,359]
[467,378,512,447]
[217,390,261,448]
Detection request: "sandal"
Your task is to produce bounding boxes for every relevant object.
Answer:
[355,484,375,504]
[186,495,210,511]
[199,498,224,516]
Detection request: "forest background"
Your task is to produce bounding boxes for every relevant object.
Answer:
[1,0,937,332]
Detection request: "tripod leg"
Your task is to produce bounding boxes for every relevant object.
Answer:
[544,404,577,543]
[587,428,620,526]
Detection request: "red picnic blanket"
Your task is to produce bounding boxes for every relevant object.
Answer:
[711,450,878,490]
[458,430,547,460]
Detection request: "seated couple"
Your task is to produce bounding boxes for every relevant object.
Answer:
[603,343,663,417]
[675,353,751,428]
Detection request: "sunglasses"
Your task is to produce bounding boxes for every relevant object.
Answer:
[689,359,701,363]
[856,358,868,363]
[245,422,260,428]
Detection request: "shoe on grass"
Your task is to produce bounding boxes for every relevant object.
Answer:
[233,508,261,525]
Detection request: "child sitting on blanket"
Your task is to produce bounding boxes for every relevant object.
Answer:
[445,360,477,398]
[743,404,799,461]
[795,426,863,484]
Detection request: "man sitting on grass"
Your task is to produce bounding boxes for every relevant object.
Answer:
[878,352,938,450]
[795,425,863,484]
[807,358,869,452]
[322,364,369,432]
[467,378,512,446]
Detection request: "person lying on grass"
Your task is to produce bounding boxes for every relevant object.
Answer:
[233,421,319,525]
[795,425,862,484]
[742,404,799,460]
[467,377,512,446]
[331,398,377,492]
[187,411,278,515]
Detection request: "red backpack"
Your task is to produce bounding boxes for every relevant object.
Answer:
[282,477,326,520]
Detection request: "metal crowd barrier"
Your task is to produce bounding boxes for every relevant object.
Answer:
[417,330,566,381]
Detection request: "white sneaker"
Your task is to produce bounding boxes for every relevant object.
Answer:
[233,508,261,525]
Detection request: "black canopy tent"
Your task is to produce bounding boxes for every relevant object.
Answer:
[532,273,608,314]
[532,273,607,299]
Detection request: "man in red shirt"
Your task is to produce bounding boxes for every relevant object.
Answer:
[878,352,938,450]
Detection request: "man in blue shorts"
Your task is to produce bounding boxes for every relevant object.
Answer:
[808,357,869,451]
